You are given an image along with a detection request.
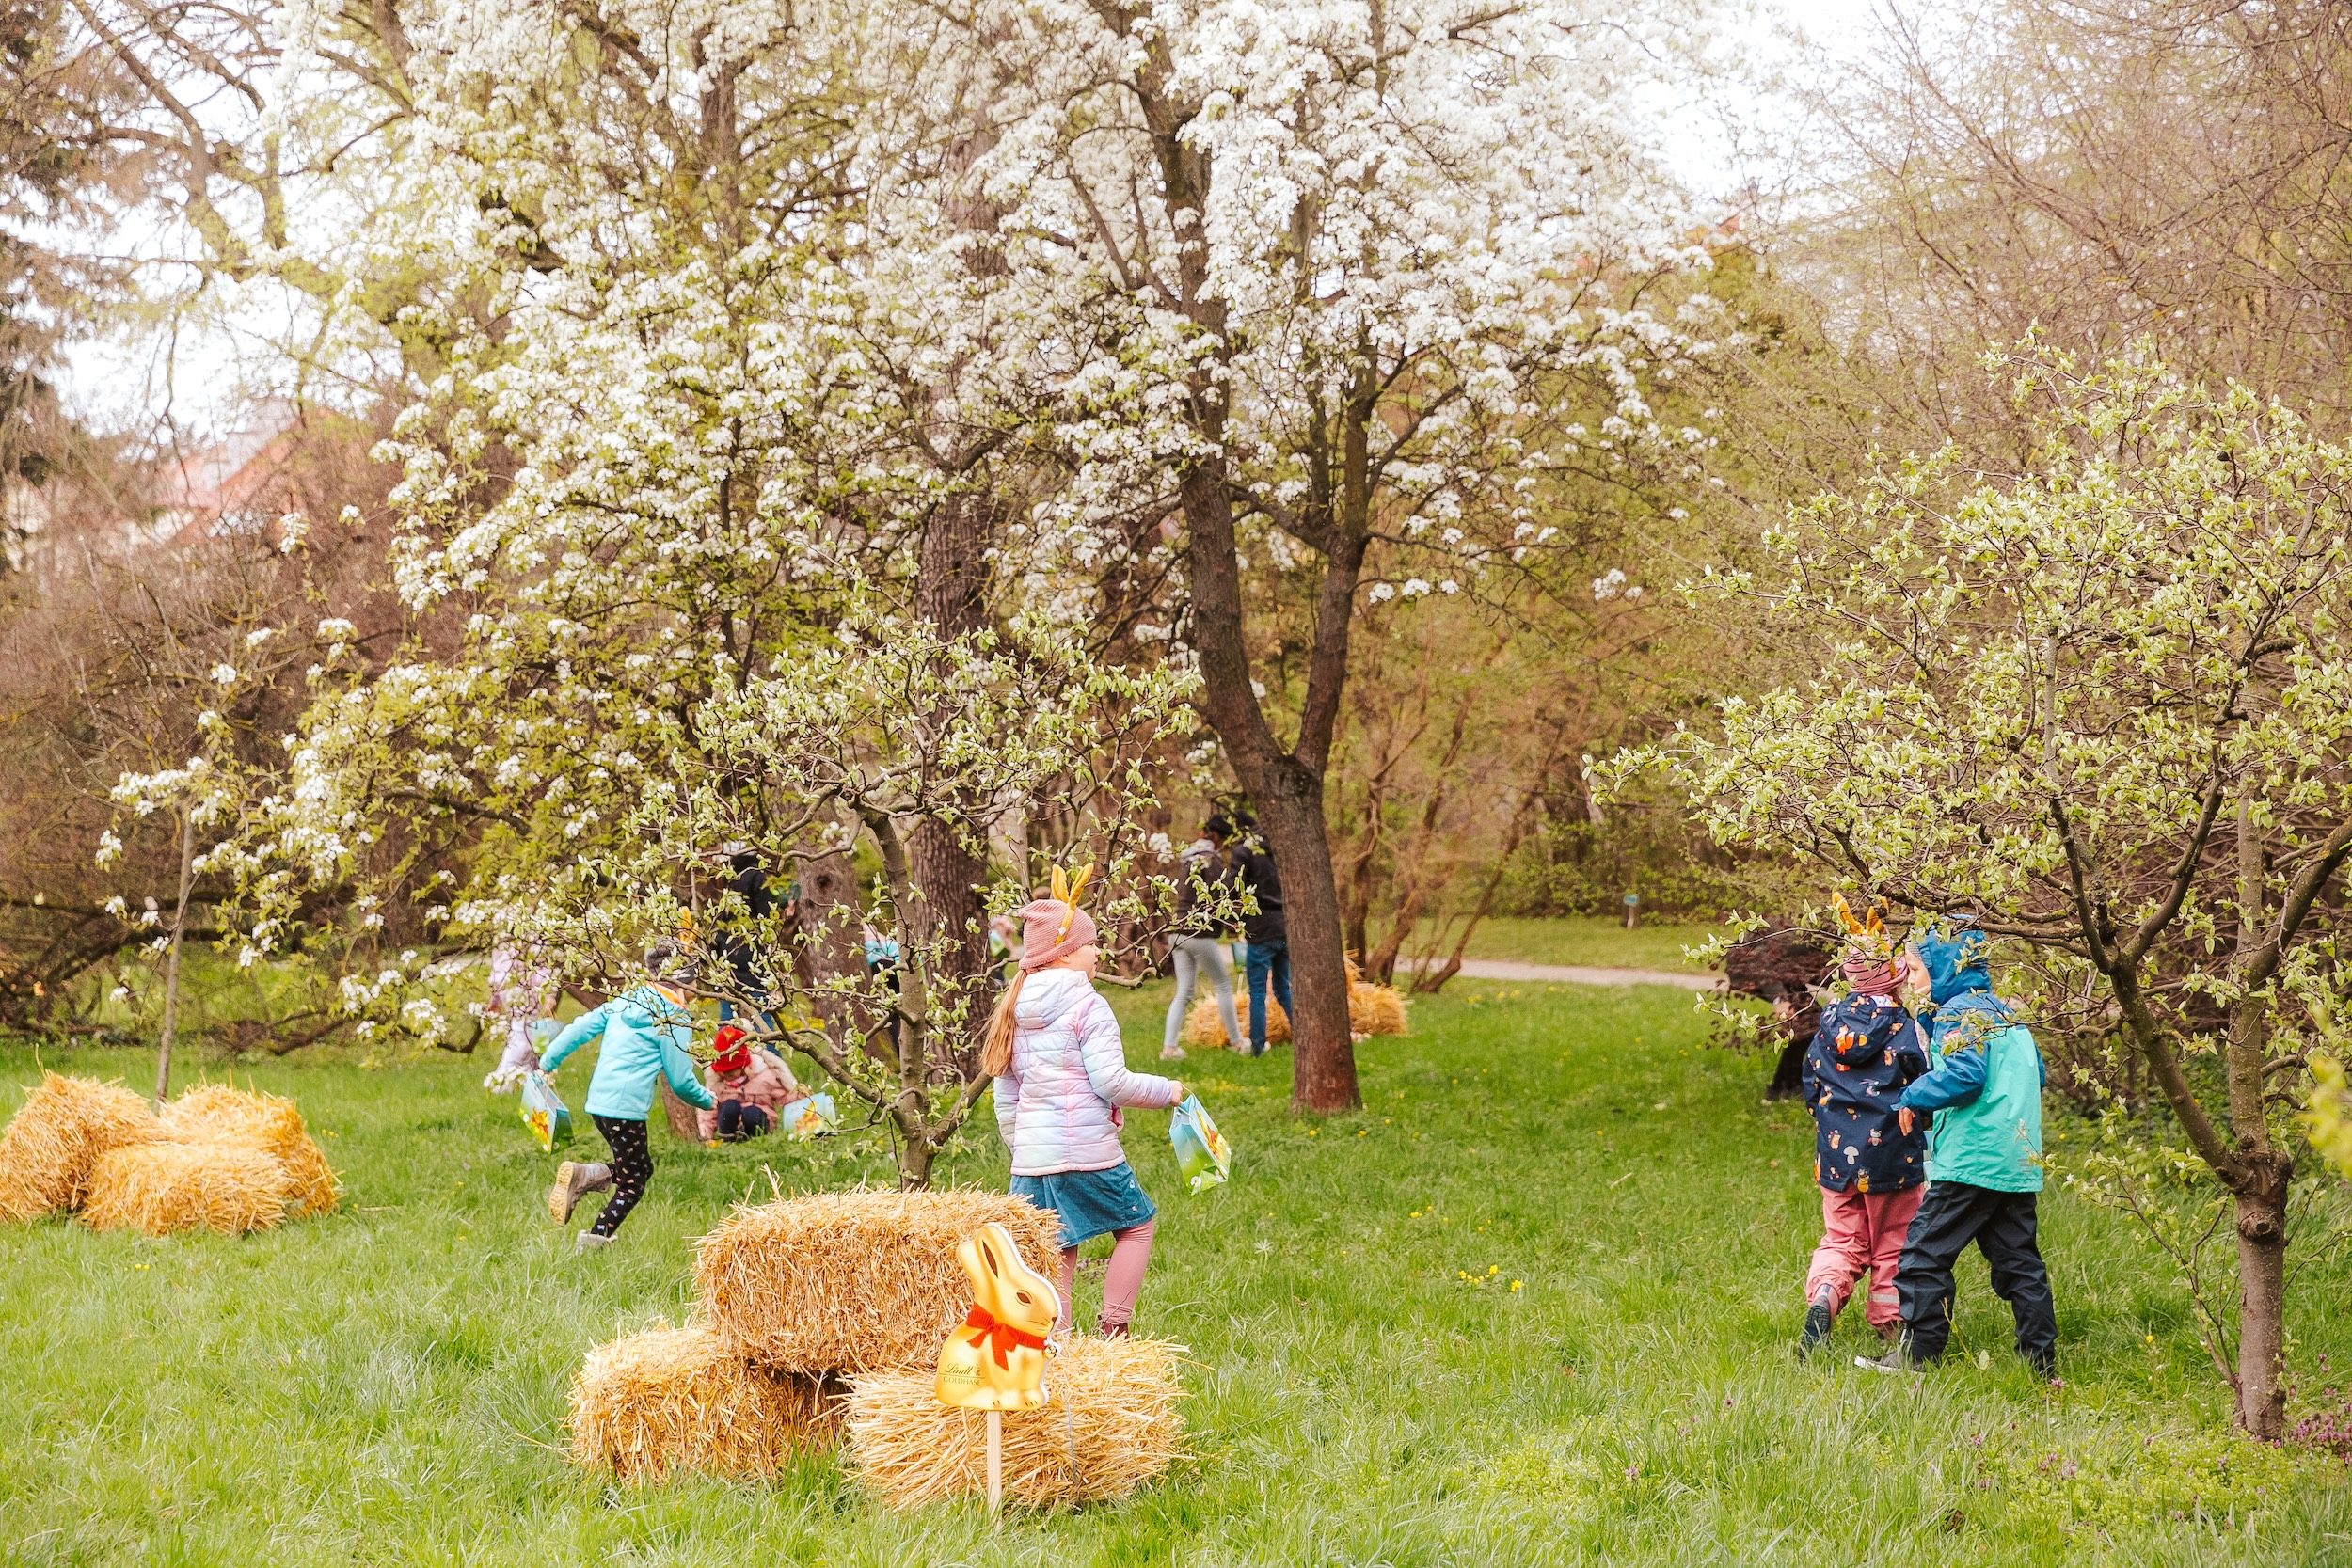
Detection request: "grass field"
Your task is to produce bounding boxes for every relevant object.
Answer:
[4,983,2350,1566]
[1456,915,1725,973]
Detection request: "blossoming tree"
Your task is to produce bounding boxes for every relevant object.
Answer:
[191,0,1200,1186]
[868,0,1723,1110]
[1634,345,2352,1436]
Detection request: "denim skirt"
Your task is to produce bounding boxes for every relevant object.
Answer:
[1009,1161,1157,1248]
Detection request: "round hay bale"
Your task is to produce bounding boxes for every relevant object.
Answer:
[0,1073,159,1222]
[845,1336,1185,1509]
[569,1323,839,1482]
[160,1083,340,1216]
[79,1141,293,1236]
[1183,993,1286,1050]
[695,1188,1063,1373]
[1347,979,1409,1037]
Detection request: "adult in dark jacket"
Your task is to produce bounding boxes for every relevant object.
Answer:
[1228,815,1289,1056]
[716,843,776,1025]
[1161,818,1243,1059]
[1797,954,1931,1352]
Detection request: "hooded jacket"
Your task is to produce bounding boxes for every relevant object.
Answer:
[1898,927,2046,1192]
[1803,991,1931,1194]
[696,1046,801,1139]
[539,984,717,1122]
[1232,837,1285,943]
[993,967,1182,1176]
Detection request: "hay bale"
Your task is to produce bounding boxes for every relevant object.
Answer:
[160,1083,340,1215]
[1182,992,1286,1050]
[696,1188,1063,1373]
[1182,981,1405,1044]
[569,1323,838,1482]
[845,1337,1185,1509]
[0,1073,158,1222]
[79,1141,293,1236]
[1347,978,1409,1037]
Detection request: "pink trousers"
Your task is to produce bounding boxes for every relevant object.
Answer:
[1055,1220,1155,1335]
[1805,1184,1924,1330]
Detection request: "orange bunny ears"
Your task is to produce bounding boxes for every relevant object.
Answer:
[1832,892,1896,960]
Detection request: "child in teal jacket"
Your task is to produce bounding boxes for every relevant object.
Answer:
[540,944,715,1251]
[1859,925,2057,1375]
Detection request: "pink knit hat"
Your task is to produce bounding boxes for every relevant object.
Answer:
[1017,899,1098,972]
[1015,865,1099,972]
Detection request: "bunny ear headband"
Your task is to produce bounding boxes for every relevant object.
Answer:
[1049,863,1095,938]
[1832,891,1895,960]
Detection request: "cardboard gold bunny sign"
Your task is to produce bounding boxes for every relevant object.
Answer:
[936,1222,1060,1413]
[936,1222,1062,1513]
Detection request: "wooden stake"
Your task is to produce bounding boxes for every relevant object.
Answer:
[985,1408,1003,1513]
[155,806,197,1108]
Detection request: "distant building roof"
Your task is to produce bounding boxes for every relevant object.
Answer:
[141,401,302,547]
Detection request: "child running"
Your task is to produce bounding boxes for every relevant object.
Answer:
[1798,898,1931,1354]
[539,942,715,1252]
[984,868,1184,1338]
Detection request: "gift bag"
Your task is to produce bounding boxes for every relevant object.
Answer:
[785,1092,839,1142]
[520,1070,572,1153]
[1169,1094,1231,1194]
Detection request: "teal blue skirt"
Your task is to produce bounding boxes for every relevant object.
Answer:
[1010,1163,1156,1248]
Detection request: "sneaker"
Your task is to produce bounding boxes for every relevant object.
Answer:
[1800,1291,1835,1355]
[1159,1045,1187,1061]
[575,1230,612,1254]
[548,1161,611,1225]
[1099,1321,1130,1340]
[1857,1335,1930,1374]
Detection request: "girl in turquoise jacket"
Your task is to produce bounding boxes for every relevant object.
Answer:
[540,945,715,1251]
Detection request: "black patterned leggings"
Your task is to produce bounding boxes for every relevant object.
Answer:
[588,1114,655,1238]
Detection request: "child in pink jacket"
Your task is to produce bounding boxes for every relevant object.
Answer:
[694,1024,806,1142]
[983,892,1183,1338]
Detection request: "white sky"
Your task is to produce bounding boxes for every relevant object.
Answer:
[57,0,1904,440]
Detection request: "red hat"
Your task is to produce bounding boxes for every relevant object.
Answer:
[711,1024,751,1076]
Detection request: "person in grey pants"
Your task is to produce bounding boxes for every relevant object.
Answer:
[1162,827,1243,1058]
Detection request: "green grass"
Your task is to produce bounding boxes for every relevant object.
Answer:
[1457,914,1726,973]
[4,986,2350,1566]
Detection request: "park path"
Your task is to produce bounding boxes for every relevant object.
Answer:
[1407,958,1715,990]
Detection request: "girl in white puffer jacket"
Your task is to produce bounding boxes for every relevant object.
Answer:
[983,882,1183,1338]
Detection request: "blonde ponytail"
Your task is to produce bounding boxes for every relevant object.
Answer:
[979,970,1027,1077]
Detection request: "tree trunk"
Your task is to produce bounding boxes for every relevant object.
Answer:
[910,491,997,1064]
[794,846,891,1065]
[2233,1169,2290,1440]
[897,1132,936,1191]
[154,807,197,1107]
[1254,763,1359,1113]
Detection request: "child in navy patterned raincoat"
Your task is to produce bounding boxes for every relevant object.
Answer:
[1799,901,1932,1353]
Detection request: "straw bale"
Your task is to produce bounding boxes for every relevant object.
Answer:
[0,1073,159,1221]
[1182,980,1405,1044]
[79,1141,293,1236]
[696,1188,1062,1373]
[844,1337,1185,1509]
[1182,992,1286,1050]
[1347,978,1409,1037]
[160,1083,340,1215]
[569,1323,838,1481]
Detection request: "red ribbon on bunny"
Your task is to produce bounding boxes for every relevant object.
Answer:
[960,1304,1048,1370]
